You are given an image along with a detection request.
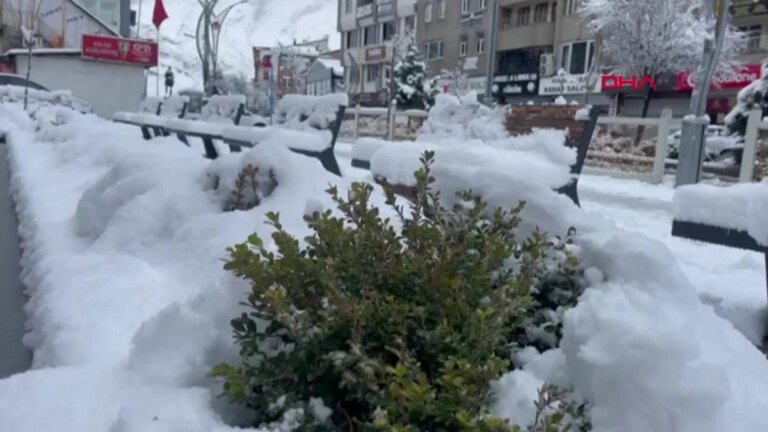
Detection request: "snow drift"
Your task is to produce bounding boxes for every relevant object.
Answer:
[1,100,768,432]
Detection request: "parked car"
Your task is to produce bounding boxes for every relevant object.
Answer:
[0,73,47,90]
[666,125,744,163]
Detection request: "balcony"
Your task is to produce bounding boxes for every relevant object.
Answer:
[497,21,555,51]
[499,0,537,6]
[357,3,374,18]
[376,0,395,16]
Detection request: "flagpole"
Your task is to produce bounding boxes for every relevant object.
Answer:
[156,27,161,97]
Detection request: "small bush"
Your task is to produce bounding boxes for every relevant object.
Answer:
[211,164,278,212]
[215,152,587,431]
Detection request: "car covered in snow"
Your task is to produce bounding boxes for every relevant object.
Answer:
[666,125,744,163]
[0,73,48,90]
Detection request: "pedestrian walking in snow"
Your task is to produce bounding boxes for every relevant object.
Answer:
[164,68,175,96]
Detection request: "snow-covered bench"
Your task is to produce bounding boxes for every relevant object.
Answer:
[672,182,768,334]
[360,104,599,207]
[221,93,347,176]
[163,95,246,159]
[113,97,163,140]
[113,96,190,139]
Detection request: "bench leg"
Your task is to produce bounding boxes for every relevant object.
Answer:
[176,133,189,147]
[151,127,163,137]
[141,127,152,140]
[202,137,219,160]
[556,180,580,207]
[228,144,242,153]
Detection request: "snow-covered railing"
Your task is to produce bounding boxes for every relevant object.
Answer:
[588,109,676,184]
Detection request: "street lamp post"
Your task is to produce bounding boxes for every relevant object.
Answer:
[194,0,247,96]
[675,0,732,186]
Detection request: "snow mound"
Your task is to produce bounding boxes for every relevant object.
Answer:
[276,93,348,131]
[222,126,332,152]
[0,85,92,114]
[202,95,246,123]
[419,91,508,142]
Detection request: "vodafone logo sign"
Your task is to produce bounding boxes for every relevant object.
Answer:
[132,43,153,57]
[677,64,762,91]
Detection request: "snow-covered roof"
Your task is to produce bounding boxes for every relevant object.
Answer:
[317,58,344,75]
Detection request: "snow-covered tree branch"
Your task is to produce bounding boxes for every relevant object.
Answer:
[581,0,744,80]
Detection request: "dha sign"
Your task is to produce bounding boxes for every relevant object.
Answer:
[602,75,658,91]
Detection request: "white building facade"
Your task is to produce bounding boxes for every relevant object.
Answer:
[338,0,417,106]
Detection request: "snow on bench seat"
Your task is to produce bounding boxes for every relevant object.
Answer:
[222,126,331,151]
[370,132,574,190]
[673,181,768,247]
[165,118,224,136]
[351,138,389,170]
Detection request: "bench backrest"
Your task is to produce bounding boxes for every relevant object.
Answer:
[139,97,163,115]
[201,95,246,124]
[159,95,190,118]
[505,105,599,176]
[275,93,348,149]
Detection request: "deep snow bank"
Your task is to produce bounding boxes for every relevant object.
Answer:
[1,102,768,432]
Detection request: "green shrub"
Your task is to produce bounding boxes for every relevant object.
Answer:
[210,164,278,212]
[214,152,587,431]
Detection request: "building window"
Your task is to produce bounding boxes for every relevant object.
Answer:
[438,0,447,19]
[565,0,582,15]
[345,0,352,14]
[366,64,380,82]
[560,40,595,74]
[480,0,487,10]
[403,15,416,34]
[459,36,468,56]
[739,25,763,52]
[346,30,357,49]
[384,65,392,82]
[461,0,470,15]
[424,40,444,60]
[476,33,485,54]
[534,3,548,23]
[550,1,557,21]
[517,7,530,26]
[381,20,396,41]
[363,25,377,46]
[425,2,433,23]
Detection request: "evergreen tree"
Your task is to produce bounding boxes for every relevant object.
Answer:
[726,60,768,137]
[394,43,437,110]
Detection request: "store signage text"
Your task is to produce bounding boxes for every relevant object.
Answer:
[601,75,657,91]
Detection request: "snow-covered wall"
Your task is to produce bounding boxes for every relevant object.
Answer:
[13,54,144,118]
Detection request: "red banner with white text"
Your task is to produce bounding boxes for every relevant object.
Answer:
[676,64,761,92]
[81,35,158,67]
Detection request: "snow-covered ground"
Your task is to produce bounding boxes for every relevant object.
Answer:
[1,103,768,431]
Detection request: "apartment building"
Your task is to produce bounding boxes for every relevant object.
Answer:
[338,0,418,106]
[492,0,768,122]
[493,0,609,107]
[415,0,493,97]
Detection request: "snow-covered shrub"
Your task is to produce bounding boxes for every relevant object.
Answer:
[726,61,768,137]
[214,153,587,431]
[419,92,508,142]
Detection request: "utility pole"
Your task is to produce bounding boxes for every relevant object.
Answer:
[484,0,499,104]
[675,0,731,186]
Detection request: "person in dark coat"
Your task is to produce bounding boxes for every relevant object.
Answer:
[164,67,175,96]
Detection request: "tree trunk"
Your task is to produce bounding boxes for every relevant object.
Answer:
[633,85,654,146]
[23,40,33,110]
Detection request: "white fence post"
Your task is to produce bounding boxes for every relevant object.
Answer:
[651,108,673,184]
[388,99,397,141]
[353,103,361,142]
[739,107,761,183]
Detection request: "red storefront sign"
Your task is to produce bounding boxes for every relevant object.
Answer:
[81,35,158,67]
[676,64,761,92]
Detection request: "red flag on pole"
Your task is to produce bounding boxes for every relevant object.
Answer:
[152,0,169,29]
